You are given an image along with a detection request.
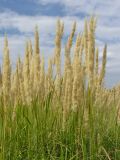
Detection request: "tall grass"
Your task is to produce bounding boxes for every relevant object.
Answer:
[0,92,120,159]
[0,17,120,159]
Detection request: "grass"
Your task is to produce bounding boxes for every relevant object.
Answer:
[0,18,119,159]
[0,91,119,160]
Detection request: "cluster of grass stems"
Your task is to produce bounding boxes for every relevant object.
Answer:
[0,17,120,159]
[0,92,120,159]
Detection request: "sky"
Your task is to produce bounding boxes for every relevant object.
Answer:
[0,0,120,87]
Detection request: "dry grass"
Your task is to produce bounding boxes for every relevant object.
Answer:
[0,17,120,159]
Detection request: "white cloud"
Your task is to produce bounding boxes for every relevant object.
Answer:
[0,11,85,34]
[0,8,120,87]
[36,0,120,17]
[0,10,118,62]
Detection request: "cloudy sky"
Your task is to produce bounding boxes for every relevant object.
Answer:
[0,0,120,87]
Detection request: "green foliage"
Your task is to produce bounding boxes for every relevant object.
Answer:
[0,93,119,160]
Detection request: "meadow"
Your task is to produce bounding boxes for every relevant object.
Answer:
[0,17,120,159]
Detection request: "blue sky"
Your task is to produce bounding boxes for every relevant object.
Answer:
[0,0,120,87]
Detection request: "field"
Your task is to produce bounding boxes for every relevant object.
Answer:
[0,17,120,159]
